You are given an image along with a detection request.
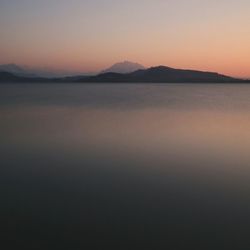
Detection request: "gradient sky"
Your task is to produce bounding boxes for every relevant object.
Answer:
[0,0,249,77]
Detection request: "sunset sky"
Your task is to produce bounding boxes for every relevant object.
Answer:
[0,0,249,77]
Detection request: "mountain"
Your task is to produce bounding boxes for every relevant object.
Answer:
[0,64,29,76]
[77,66,243,83]
[102,61,145,74]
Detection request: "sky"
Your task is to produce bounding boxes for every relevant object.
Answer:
[0,0,249,77]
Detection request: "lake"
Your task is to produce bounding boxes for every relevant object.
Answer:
[1,83,250,249]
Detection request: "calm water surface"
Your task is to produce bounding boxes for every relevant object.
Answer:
[1,83,250,249]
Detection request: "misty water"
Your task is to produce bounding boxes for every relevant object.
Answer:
[1,83,250,248]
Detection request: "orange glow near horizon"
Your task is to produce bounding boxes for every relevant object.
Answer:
[0,0,249,78]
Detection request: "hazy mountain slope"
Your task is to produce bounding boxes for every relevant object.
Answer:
[0,71,50,82]
[0,64,27,75]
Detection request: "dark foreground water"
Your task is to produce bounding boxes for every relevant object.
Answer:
[1,83,250,249]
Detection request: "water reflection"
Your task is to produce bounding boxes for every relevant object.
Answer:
[1,83,250,248]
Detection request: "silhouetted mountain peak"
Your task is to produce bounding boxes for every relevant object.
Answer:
[102,61,145,74]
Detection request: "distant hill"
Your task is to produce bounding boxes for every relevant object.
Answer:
[0,64,35,77]
[0,64,23,72]
[0,64,91,78]
[78,66,244,83]
[102,61,145,74]
[0,71,88,83]
[0,71,50,82]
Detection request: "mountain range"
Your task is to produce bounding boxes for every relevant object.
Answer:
[0,61,143,78]
[0,63,249,83]
[78,66,243,83]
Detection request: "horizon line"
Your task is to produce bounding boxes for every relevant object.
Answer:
[0,62,249,79]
